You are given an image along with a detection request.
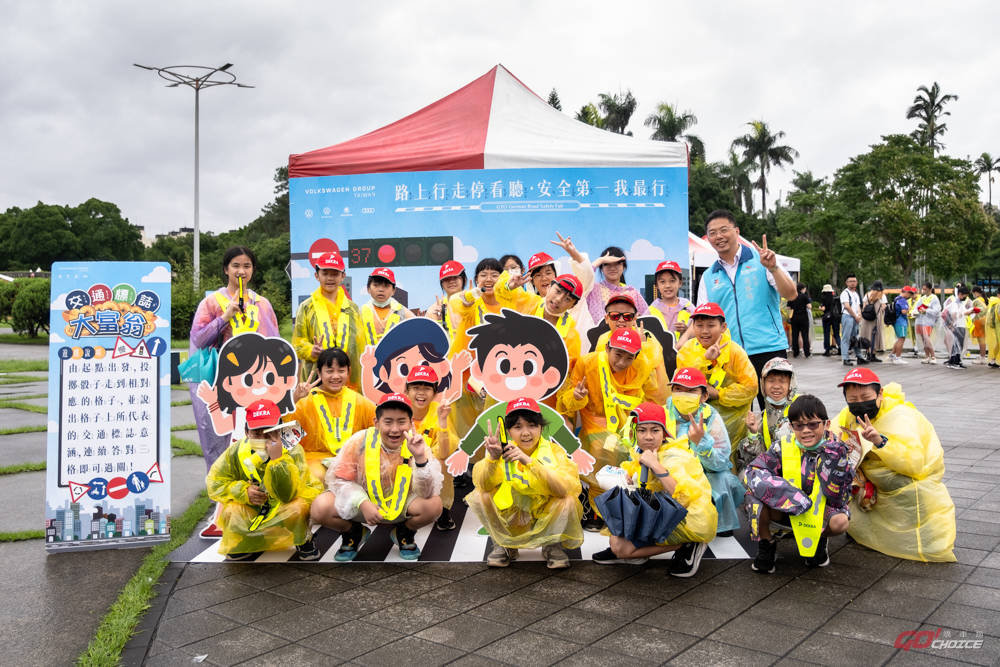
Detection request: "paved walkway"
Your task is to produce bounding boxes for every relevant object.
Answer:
[138,354,1000,667]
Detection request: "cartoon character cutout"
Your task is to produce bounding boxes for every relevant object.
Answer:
[196,333,298,440]
[446,308,594,476]
[359,317,471,405]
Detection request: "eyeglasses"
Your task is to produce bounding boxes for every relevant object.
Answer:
[607,312,636,322]
[790,420,825,432]
[707,227,735,239]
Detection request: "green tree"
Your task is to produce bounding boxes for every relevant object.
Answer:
[68,198,145,261]
[574,103,604,129]
[598,90,637,135]
[731,120,798,215]
[0,203,81,271]
[11,279,50,336]
[974,152,999,209]
[687,161,752,236]
[643,103,704,163]
[547,88,562,111]
[834,134,996,281]
[718,149,756,213]
[906,82,958,153]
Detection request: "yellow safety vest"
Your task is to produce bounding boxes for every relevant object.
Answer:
[762,394,798,450]
[665,405,712,451]
[598,352,641,432]
[648,304,690,331]
[361,302,405,346]
[493,419,557,510]
[363,429,413,521]
[312,287,352,350]
[705,346,729,389]
[779,434,826,557]
[533,302,574,338]
[215,291,261,335]
[235,438,281,531]
[310,389,357,456]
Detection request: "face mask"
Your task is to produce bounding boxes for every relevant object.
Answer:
[672,393,702,415]
[765,395,789,407]
[372,297,392,308]
[848,399,880,422]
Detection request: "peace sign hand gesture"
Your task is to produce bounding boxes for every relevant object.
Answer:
[859,414,881,446]
[484,419,503,461]
[403,429,428,462]
[436,397,453,423]
[550,231,583,263]
[293,369,322,403]
[687,408,706,444]
[508,271,531,290]
[426,295,443,321]
[573,379,589,401]
[751,235,778,270]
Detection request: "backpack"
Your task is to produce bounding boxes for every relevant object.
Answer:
[883,300,899,326]
[861,302,877,321]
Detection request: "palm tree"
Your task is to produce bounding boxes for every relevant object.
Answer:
[974,152,1000,209]
[906,82,958,152]
[574,103,604,129]
[597,90,637,135]
[718,149,756,213]
[644,103,705,163]
[731,120,799,214]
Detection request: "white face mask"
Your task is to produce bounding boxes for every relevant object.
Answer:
[372,297,392,308]
[765,395,789,407]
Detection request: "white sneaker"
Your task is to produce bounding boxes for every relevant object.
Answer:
[928,358,938,364]
[921,357,930,364]
[974,357,987,365]
[892,356,909,365]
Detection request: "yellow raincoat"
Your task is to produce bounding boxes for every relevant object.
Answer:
[558,348,660,505]
[834,383,956,562]
[676,331,758,463]
[985,297,1000,363]
[287,388,376,482]
[206,439,323,556]
[292,289,365,389]
[414,402,460,510]
[468,438,584,549]
[620,442,719,544]
[593,328,670,406]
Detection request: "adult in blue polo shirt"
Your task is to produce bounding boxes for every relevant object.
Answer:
[696,210,798,408]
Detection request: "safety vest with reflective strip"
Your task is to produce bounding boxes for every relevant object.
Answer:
[363,428,413,522]
[312,287,352,350]
[779,434,826,557]
[361,302,405,346]
[310,389,357,456]
[215,291,260,335]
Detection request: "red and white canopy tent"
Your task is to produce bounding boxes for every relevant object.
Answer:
[289,64,687,177]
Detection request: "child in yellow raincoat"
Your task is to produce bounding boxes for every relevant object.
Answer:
[557,327,658,531]
[206,399,323,560]
[404,365,460,531]
[591,402,718,576]
[468,397,584,569]
[834,367,956,562]
[969,285,989,364]
[987,293,1000,368]
[286,347,376,482]
[676,303,758,465]
[292,252,365,388]
[590,293,670,405]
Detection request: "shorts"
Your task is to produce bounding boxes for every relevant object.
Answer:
[915,324,934,339]
[893,321,908,339]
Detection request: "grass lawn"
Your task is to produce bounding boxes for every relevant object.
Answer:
[0,375,48,385]
[0,333,48,345]
[0,530,45,542]
[0,461,46,475]
[0,359,48,373]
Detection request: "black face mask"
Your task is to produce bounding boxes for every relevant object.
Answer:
[848,399,880,421]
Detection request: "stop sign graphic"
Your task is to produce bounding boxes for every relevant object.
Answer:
[309,238,340,264]
[107,477,129,500]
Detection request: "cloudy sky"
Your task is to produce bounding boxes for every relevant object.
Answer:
[2,1,998,239]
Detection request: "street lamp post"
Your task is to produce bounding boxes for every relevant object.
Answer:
[134,63,253,293]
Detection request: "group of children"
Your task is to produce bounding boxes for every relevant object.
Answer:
[204,243,956,574]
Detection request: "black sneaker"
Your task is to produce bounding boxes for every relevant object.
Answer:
[989,362,1000,369]
[843,360,854,366]
[435,507,456,531]
[592,547,647,565]
[295,538,321,561]
[334,522,371,562]
[822,351,831,357]
[804,537,830,567]
[869,355,882,363]
[751,538,777,574]
[225,550,262,561]
[391,524,421,560]
[454,473,468,488]
[855,356,870,365]
[580,492,604,532]
[716,530,734,538]
[669,542,708,578]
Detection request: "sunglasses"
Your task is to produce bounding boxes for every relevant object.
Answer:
[790,420,825,432]
[607,312,636,322]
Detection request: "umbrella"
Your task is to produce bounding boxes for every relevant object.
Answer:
[595,462,688,548]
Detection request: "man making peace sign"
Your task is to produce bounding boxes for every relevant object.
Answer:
[697,210,798,409]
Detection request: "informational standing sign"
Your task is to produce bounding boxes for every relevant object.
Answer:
[45,262,172,552]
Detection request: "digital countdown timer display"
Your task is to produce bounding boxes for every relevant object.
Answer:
[347,236,453,268]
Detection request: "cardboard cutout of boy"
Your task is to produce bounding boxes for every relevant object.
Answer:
[446,308,593,476]
[196,333,299,439]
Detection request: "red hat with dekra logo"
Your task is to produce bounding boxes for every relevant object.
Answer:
[439,261,465,280]
[405,366,439,385]
[655,260,683,277]
[692,302,725,318]
[902,285,916,293]
[606,293,637,310]
[630,402,666,428]
[608,327,643,355]
[378,392,413,410]
[506,397,541,415]
[554,274,583,299]
[315,252,345,272]
[246,400,282,429]
[527,252,556,274]
[671,367,708,390]
[837,367,881,387]
[371,267,396,284]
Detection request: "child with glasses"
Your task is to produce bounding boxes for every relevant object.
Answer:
[740,395,853,573]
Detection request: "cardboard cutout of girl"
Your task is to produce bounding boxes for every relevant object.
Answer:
[446,308,593,476]
[196,333,299,441]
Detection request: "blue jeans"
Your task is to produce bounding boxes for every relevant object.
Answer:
[841,315,859,361]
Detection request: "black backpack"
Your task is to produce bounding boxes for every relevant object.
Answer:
[862,302,877,321]
[883,300,899,326]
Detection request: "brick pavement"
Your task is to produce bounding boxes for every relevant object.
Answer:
[140,355,1000,667]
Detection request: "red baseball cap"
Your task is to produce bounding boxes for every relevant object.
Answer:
[631,402,666,428]
[608,328,642,355]
[371,267,396,284]
[506,397,541,415]
[246,400,282,429]
[655,260,682,277]
[671,367,708,390]
[606,293,637,310]
[553,274,583,299]
[315,252,345,272]
[692,302,725,318]
[439,261,465,280]
[378,392,413,411]
[902,285,916,293]
[838,367,881,387]
[405,366,439,385]
[527,252,556,274]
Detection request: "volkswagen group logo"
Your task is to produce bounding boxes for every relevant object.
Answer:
[304,209,313,219]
